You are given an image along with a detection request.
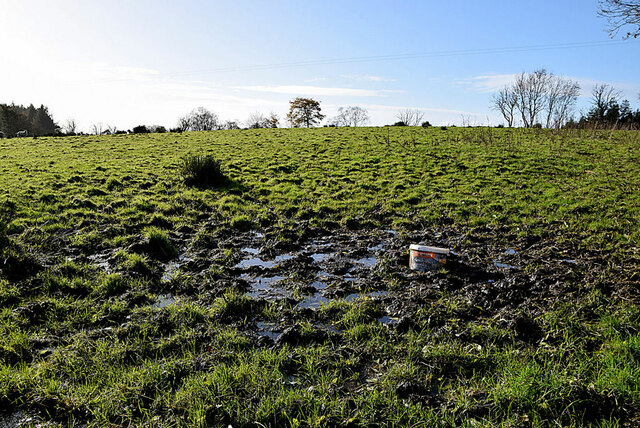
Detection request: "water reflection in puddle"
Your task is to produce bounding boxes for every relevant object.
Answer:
[504,248,517,255]
[243,275,290,299]
[153,294,176,308]
[377,315,399,325]
[311,281,329,290]
[256,321,280,340]
[368,243,384,251]
[161,261,180,282]
[88,254,111,273]
[311,253,332,263]
[161,253,193,283]
[297,294,330,309]
[493,261,516,269]
[235,254,293,269]
[356,257,377,267]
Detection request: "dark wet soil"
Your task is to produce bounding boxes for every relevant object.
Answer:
[106,221,614,344]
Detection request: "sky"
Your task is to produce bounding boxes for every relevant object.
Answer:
[0,0,639,131]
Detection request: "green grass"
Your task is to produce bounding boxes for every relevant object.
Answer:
[0,126,639,426]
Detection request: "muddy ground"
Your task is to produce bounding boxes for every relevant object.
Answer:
[2,218,636,426]
[68,220,613,348]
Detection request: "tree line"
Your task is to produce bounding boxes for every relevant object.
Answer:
[491,69,640,129]
[0,103,58,137]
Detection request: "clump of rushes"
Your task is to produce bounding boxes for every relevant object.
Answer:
[230,214,252,231]
[143,227,177,260]
[180,154,225,187]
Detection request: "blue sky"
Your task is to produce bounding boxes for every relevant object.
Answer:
[1,0,638,131]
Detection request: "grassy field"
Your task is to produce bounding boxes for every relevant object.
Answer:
[1,126,639,427]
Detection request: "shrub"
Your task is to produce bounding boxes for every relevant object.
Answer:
[180,154,225,187]
[421,121,431,127]
[132,125,149,134]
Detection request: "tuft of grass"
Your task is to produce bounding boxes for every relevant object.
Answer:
[143,226,178,259]
[230,214,252,231]
[99,274,127,296]
[180,154,225,187]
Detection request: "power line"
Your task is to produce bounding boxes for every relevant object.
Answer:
[78,39,637,84]
[162,40,637,77]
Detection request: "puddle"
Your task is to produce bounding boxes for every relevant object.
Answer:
[493,260,516,269]
[311,281,329,290]
[355,257,377,267]
[310,240,333,249]
[245,275,289,299]
[88,253,111,273]
[310,253,332,263]
[0,411,34,427]
[504,248,517,255]
[344,293,360,302]
[153,294,176,308]
[368,242,384,251]
[242,247,260,255]
[256,321,280,340]
[235,254,293,269]
[377,315,399,325]
[315,322,341,334]
[562,259,577,264]
[368,290,389,298]
[297,294,330,309]
[161,254,193,283]
[161,261,180,282]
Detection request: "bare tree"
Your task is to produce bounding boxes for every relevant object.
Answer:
[176,116,191,132]
[332,106,370,127]
[490,70,580,128]
[590,83,622,122]
[244,111,279,129]
[513,69,550,127]
[222,120,241,130]
[599,0,640,38]
[63,118,77,135]
[90,122,103,135]
[264,112,279,128]
[396,109,424,126]
[177,107,219,132]
[544,77,581,128]
[246,112,266,129]
[491,88,518,127]
[105,124,118,134]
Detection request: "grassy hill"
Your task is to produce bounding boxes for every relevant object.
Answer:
[1,126,639,426]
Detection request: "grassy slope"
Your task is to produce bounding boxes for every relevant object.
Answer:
[0,127,639,426]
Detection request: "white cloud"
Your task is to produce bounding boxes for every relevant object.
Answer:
[455,74,518,93]
[342,74,396,82]
[304,77,329,82]
[237,85,402,97]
